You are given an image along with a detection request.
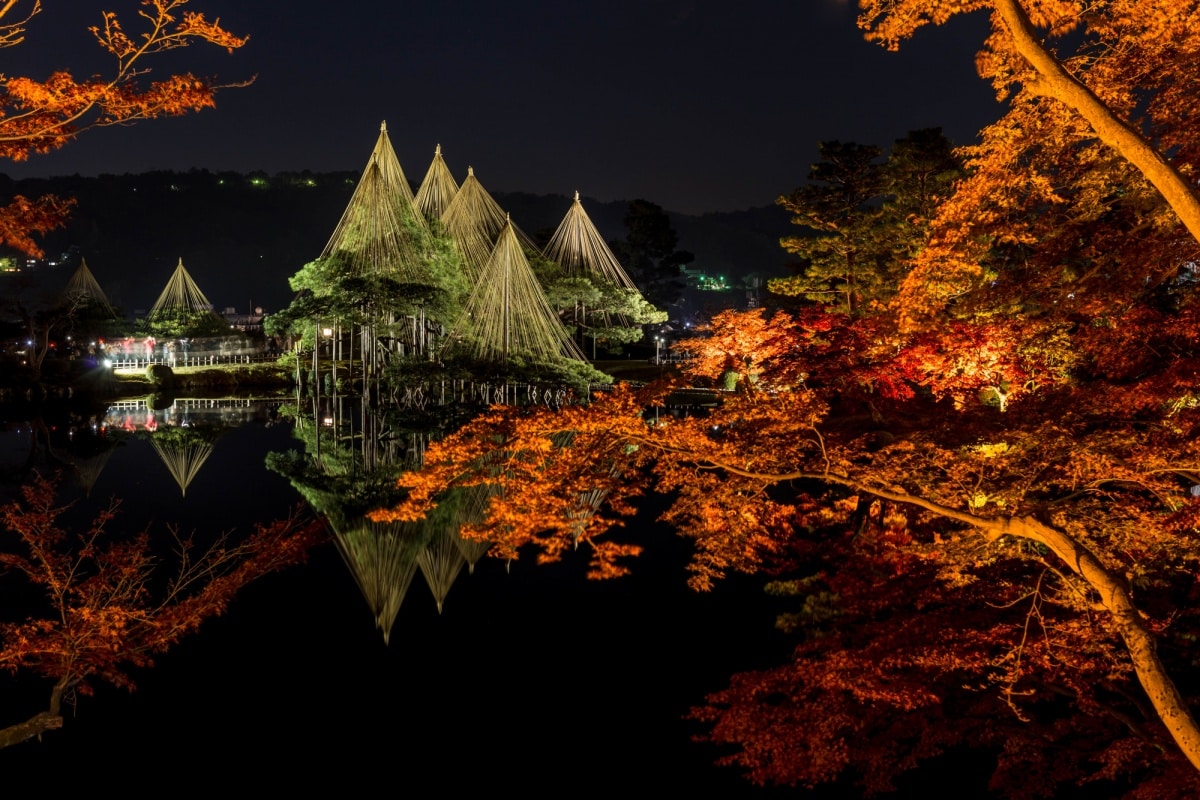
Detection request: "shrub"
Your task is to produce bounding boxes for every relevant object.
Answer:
[146,363,176,389]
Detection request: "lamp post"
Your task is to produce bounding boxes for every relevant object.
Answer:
[655,335,664,365]
[323,327,335,390]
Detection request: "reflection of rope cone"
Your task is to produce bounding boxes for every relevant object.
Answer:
[452,483,495,574]
[149,437,214,497]
[418,527,466,615]
[73,448,116,498]
[332,519,419,646]
[568,487,610,549]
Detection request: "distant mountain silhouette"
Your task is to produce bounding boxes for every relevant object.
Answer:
[0,170,792,315]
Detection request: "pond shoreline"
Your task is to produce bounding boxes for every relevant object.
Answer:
[1,357,682,408]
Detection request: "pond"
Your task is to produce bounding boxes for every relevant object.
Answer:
[1,394,810,796]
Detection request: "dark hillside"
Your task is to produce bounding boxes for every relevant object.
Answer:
[0,171,791,315]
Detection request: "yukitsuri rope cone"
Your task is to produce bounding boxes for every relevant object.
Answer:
[543,191,640,290]
[368,120,419,211]
[414,143,459,222]
[320,123,428,280]
[63,258,118,318]
[543,190,651,329]
[439,166,535,279]
[148,258,220,319]
[443,217,586,364]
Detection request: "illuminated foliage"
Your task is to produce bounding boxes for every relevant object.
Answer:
[0,1,248,256]
[365,1,1200,792]
[371,94,1200,800]
[0,473,323,749]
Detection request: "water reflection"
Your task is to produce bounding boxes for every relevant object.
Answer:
[2,393,791,796]
[269,391,500,638]
[104,397,284,496]
[323,486,494,642]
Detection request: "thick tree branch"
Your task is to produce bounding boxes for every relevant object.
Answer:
[687,452,1200,771]
[993,0,1200,244]
[0,674,70,751]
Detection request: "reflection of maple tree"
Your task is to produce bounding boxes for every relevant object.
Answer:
[374,1,1200,792]
[0,1,248,256]
[0,474,323,749]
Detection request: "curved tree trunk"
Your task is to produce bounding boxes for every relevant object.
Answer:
[851,480,1200,770]
[994,0,1200,244]
[704,456,1200,771]
[1009,516,1200,770]
[0,675,70,751]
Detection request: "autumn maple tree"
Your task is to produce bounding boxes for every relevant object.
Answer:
[372,0,1200,794]
[0,473,323,749]
[0,0,249,257]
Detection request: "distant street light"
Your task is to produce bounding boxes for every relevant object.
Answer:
[655,335,664,365]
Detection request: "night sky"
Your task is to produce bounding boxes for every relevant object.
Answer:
[3,1,1003,214]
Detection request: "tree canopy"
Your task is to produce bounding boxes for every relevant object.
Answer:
[0,0,249,257]
[368,1,1200,793]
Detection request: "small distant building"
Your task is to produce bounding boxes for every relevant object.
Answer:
[223,306,266,333]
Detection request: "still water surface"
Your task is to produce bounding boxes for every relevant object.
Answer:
[2,397,805,795]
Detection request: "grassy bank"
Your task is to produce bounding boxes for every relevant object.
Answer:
[112,362,295,396]
[105,358,679,398]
